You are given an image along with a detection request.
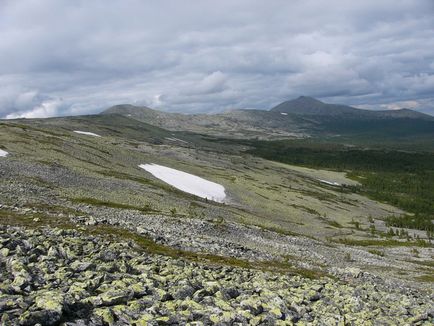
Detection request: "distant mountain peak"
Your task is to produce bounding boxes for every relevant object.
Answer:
[102,104,158,116]
[296,95,323,102]
[289,96,325,105]
[270,97,433,120]
[106,104,153,111]
[271,96,334,115]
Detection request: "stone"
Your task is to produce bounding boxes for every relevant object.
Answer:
[134,314,155,325]
[345,267,362,278]
[70,261,95,272]
[221,287,240,300]
[97,290,133,306]
[269,307,283,318]
[240,297,264,316]
[47,246,59,258]
[94,307,115,325]
[173,285,196,300]
[19,310,62,326]
[35,291,65,313]
[85,217,98,226]
[308,290,322,302]
[0,247,10,257]
[11,274,31,292]
[0,294,23,312]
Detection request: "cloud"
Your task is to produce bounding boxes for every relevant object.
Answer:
[359,98,434,115]
[0,0,434,118]
[6,97,63,119]
[380,100,420,111]
[185,71,228,95]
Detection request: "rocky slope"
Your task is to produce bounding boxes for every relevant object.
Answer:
[1,225,433,325]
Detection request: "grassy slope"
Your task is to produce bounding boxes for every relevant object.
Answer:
[242,139,434,235]
[0,115,404,242]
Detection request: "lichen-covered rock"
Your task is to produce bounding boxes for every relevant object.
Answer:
[97,289,134,306]
[19,308,63,326]
[35,291,65,312]
[70,261,95,273]
[172,284,196,300]
[0,247,9,257]
[0,294,26,312]
[0,225,432,325]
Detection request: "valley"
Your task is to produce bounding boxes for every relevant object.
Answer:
[0,100,433,324]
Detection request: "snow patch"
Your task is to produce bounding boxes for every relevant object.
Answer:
[165,137,189,144]
[318,179,340,186]
[139,163,226,203]
[0,149,9,157]
[280,112,288,116]
[73,131,101,137]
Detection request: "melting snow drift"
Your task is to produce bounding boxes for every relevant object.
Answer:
[139,163,226,202]
[280,112,288,116]
[0,149,9,157]
[318,179,341,186]
[165,137,188,144]
[73,131,101,137]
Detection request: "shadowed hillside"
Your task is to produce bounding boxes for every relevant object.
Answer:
[101,97,434,147]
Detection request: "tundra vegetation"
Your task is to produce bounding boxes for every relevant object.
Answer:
[0,109,433,325]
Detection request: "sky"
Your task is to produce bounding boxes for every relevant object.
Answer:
[1,0,434,119]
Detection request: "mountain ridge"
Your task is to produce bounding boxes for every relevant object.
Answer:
[100,97,434,141]
[270,96,433,120]
[103,96,433,120]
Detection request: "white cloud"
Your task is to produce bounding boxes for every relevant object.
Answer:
[380,100,420,110]
[358,98,434,115]
[0,0,433,117]
[6,98,63,119]
[193,71,228,95]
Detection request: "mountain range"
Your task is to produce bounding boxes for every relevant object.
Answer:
[102,96,434,141]
[271,96,432,119]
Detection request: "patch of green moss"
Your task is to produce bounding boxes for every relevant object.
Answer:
[326,220,344,228]
[368,249,385,256]
[416,274,434,282]
[406,259,434,268]
[0,208,76,230]
[290,204,320,216]
[71,197,157,213]
[334,238,432,248]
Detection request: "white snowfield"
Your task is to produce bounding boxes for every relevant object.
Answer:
[280,112,288,116]
[165,137,189,144]
[318,179,341,186]
[139,163,226,203]
[73,131,101,137]
[0,149,9,157]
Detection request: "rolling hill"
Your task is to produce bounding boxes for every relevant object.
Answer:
[101,97,434,146]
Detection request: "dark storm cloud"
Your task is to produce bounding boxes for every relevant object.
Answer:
[1,0,434,118]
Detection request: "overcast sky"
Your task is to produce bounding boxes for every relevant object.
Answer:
[1,0,434,118]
